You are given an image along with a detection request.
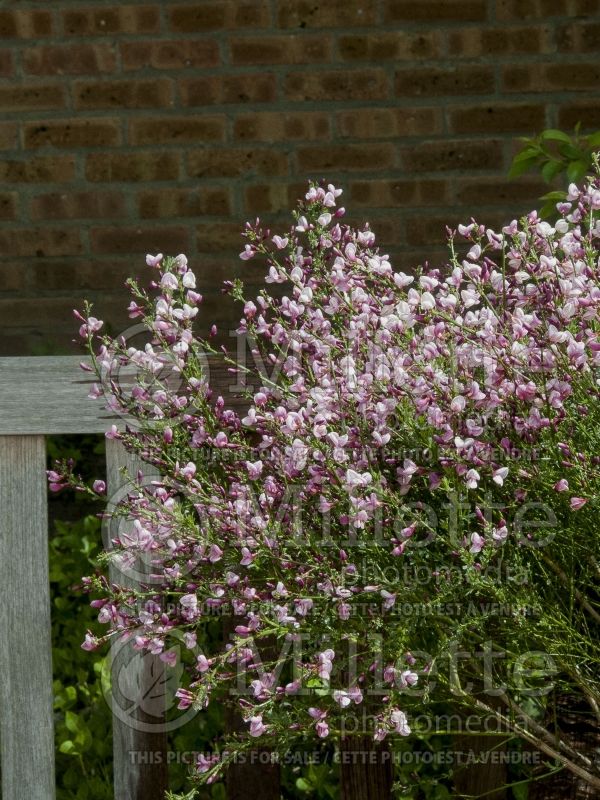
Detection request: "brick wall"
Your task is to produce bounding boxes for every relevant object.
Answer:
[1,0,600,354]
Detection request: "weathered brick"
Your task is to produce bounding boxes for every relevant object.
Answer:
[90,226,191,255]
[138,187,232,218]
[23,44,116,76]
[121,39,219,71]
[502,63,600,92]
[0,85,65,112]
[338,32,442,61]
[0,228,82,258]
[277,0,377,28]
[402,139,503,172]
[297,143,396,172]
[395,66,494,97]
[30,191,127,220]
[0,123,18,150]
[195,222,245,252]
[0,264,25,291]
[243,183,293,214]
[454,178,546,206]
[187,148,288,178]
[169,3,270,32]
[0,192,17,220]
[28,259,137,291]
[24,119,121,148]
[62,6,159,35]
[447,26,553,56]
[448,104,546,134]
[74,79,173,110]
[129,116,226,145]
[349,179,449,207]
[0,10,53,38]
[336,107,442,138]
[496,0,581,19]
[0,51,13,78]
[180,75,276,106]
[234,111,330,142]
[285,69,388,101]
[86,152,180,182]
[557,21,600,50]
[230,34,332,65]
[0,156,76,183]
[558,102,600,130]
[385,0,487,20]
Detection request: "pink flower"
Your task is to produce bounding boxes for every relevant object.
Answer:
[570,497,588,510]
[146,252,163,268]
[248,715,268,737]
[554,479,569,492]
[470,533,485,554]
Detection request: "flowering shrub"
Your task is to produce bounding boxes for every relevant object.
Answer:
[53,171,600,793]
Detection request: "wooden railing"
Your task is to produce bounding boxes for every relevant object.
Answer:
[0,355,247,800]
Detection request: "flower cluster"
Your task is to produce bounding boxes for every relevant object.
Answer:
[55,175,600,787]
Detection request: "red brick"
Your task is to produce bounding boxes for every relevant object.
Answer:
[0,228,82,258]
[74,79,173,110]
[447,27,553,56]
[0,192,17,220]
[0,10,53,38]
[234,111,330,142]
[277,0,377,28]
[448,104,546,134]
[407,210,510,246]
[0,123,18,150]
[297,143,396,172]
[180,75,276,106]
[0,157,76,183]
[558,103,600,130]
[90,226,191,255]
[502,63,600,92]
[0,50,13,78]
[349,179,449,207]
[138,187,232,218]
[0,85,65,112]
[30,191,127,221]
[62,6,159,35]
[285,69,388,101]
[86,152,180,182]
[23,44,116,76]
[169,3,270,32]
[395,66,494,97]
[230,34,332,65]
[336,107,442,138]
[453,178,546,206]
[385,0,486,20]
[121,39,219,71]
[402,139,503,172]
[24,119,121,148]
[187,148,288,178]
[129,116,226,145]
[339,31,442,61]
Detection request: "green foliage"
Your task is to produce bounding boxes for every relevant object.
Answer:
[509,124,600,216]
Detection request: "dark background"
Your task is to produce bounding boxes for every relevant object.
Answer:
[1,0,599,354]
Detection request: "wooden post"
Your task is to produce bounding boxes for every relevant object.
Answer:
[0,435,56,800]
[106,439,169,800]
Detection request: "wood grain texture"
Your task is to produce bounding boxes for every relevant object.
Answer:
[105,439,168,800]
[0,435,56,800]
[0,355,251,434]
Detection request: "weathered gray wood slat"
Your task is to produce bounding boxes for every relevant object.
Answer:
[106,440,168,800]
[0,355,251,434]
[0,436,56,800]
